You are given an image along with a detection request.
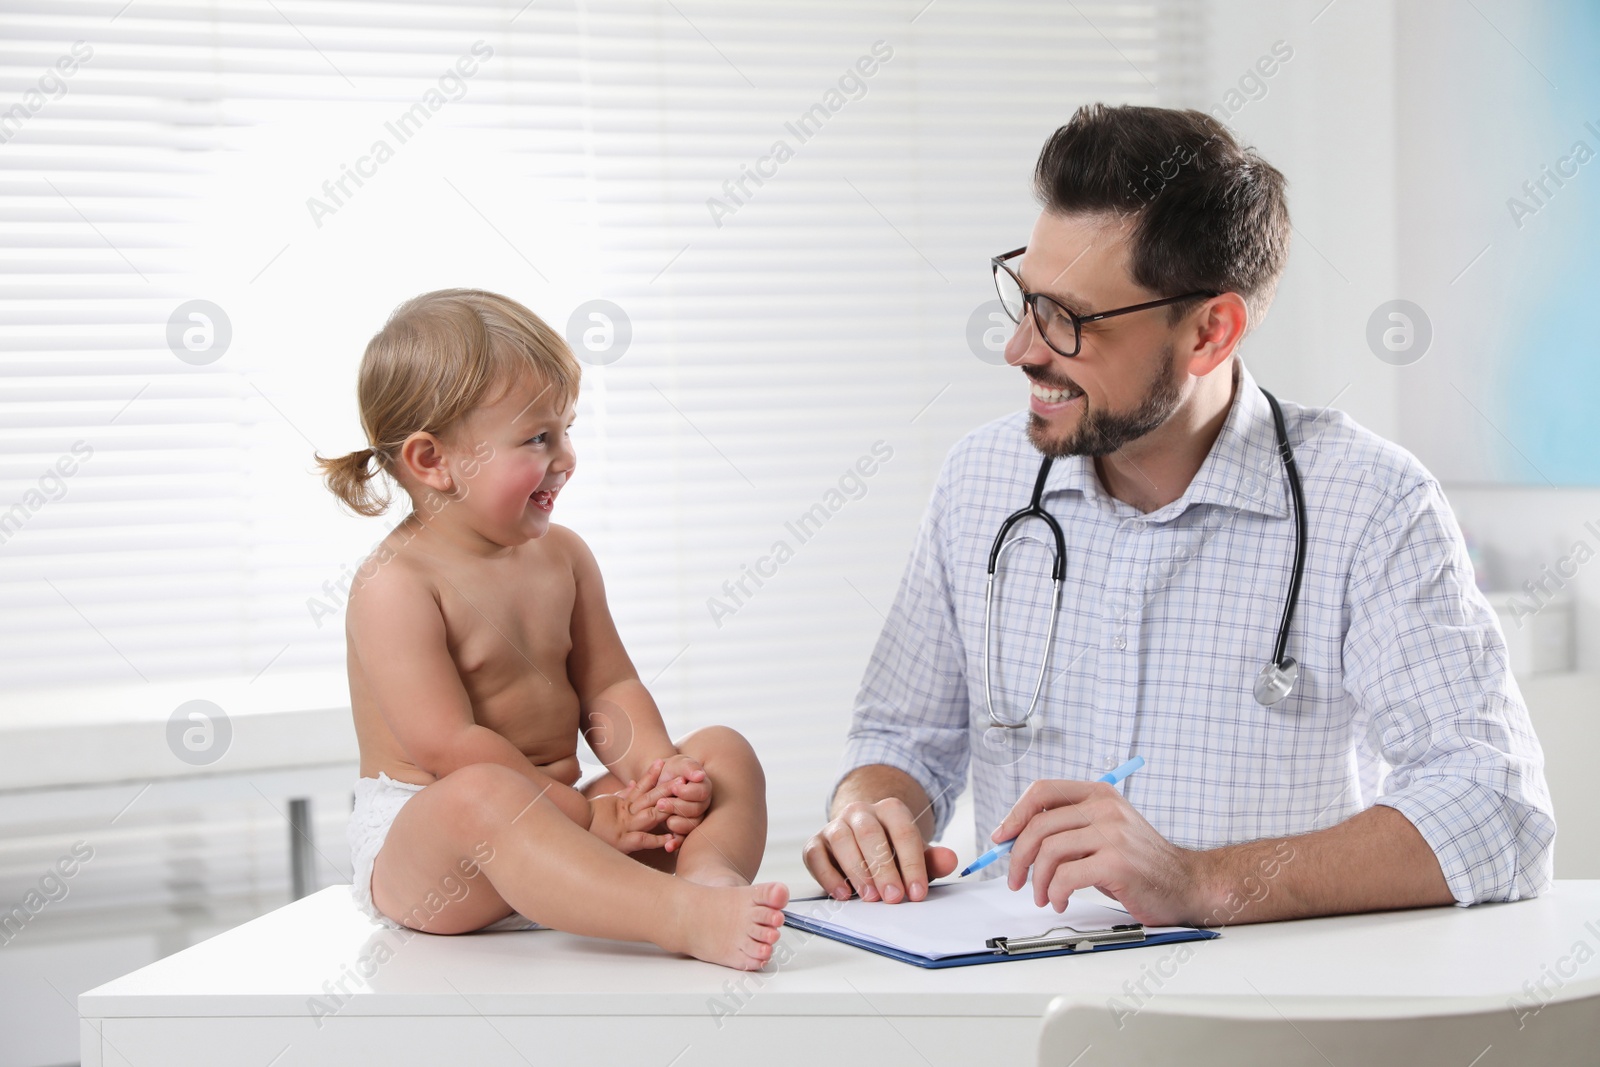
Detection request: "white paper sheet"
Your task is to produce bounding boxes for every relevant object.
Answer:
[784,880,1195,960]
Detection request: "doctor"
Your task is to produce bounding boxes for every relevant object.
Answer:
[803,103,1554,926]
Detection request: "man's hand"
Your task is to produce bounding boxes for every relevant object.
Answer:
[994,779,1208,926]
[804,797,958,903]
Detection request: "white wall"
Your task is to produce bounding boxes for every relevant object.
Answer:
[1200,0,1599,679]
[1199,0,1599,876]
[1389,0,1600,671]
[1193,0,1400,443]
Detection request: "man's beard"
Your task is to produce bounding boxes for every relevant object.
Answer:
[1025,345,1184,458]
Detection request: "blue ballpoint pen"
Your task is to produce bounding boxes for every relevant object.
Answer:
[958,755,1146,877]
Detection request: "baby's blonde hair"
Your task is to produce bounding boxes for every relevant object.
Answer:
[316,289,581,517]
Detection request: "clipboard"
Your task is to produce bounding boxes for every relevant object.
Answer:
[782,879,1217,969]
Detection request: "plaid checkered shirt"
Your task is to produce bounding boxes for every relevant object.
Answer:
[835,360,1554,904]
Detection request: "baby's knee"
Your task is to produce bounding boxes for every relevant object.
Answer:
[683,725,762,777]
[439,763,536,832]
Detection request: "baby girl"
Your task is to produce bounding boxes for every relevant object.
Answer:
[317,289,786,969]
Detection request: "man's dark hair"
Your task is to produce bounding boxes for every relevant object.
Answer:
[1033,103,1290,332]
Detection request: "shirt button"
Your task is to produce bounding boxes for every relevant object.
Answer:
[1112,634,1127,651]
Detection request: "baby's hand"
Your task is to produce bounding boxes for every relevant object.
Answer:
[631,754,712,838]
[589,777,681,854]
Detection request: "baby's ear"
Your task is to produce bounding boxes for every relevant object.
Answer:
[398,431,453,492]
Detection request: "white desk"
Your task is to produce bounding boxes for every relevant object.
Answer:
[81,880,1600,1066]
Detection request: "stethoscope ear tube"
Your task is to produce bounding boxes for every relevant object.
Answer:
[982,561,1063,730]
[983,455,1067,729]
[1258,388,1307,706]
[985,457,1065,581]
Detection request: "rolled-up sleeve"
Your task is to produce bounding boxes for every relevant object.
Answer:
[1345,479,1556,904]
[831,457,972,838]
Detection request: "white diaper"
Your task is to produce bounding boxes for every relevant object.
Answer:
[347,772,542,933]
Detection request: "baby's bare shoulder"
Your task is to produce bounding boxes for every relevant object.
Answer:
[345,538,439,633]
[536,523,599,577]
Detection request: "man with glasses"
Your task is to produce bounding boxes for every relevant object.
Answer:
[803,104,1553,925]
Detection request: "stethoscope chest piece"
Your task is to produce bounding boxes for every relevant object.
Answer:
[1253,657,1298,707]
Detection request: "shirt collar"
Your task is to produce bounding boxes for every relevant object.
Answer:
[1035,359,1292,521]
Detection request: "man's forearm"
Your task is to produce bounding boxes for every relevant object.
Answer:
[831,764,936,840]
[1191,804,1453,926]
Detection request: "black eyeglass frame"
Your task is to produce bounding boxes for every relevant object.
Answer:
[991,246,1219,359]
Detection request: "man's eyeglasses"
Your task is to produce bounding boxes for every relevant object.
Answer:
[991,246,1218,359]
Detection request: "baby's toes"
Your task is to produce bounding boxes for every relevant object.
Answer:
[752,882,790,910]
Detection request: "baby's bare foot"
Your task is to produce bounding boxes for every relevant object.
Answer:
[674,881,789,971]
[678,859,750,889]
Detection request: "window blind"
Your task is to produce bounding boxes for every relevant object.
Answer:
[0,0,1192,855]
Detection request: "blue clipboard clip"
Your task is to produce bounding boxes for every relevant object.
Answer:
[986,921,1146,955]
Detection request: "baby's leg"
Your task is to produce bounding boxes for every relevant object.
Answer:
[370,762,786,969]
[666,725,768,888]
[582,726,768,883]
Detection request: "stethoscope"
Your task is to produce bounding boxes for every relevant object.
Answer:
[981,386,1308,729]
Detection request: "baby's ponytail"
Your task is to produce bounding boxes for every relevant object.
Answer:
[315,447,392,517]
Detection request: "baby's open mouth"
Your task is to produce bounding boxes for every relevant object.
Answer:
[530,486,560,511]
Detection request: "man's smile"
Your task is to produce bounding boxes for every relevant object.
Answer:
[1024,367,1086,415]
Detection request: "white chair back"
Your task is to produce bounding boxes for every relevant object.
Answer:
[1038,975,1600,1066]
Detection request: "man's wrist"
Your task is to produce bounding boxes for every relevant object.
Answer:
[1181,847,1230,926]
[830,763,937,840]
[1184,837,1301,927]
